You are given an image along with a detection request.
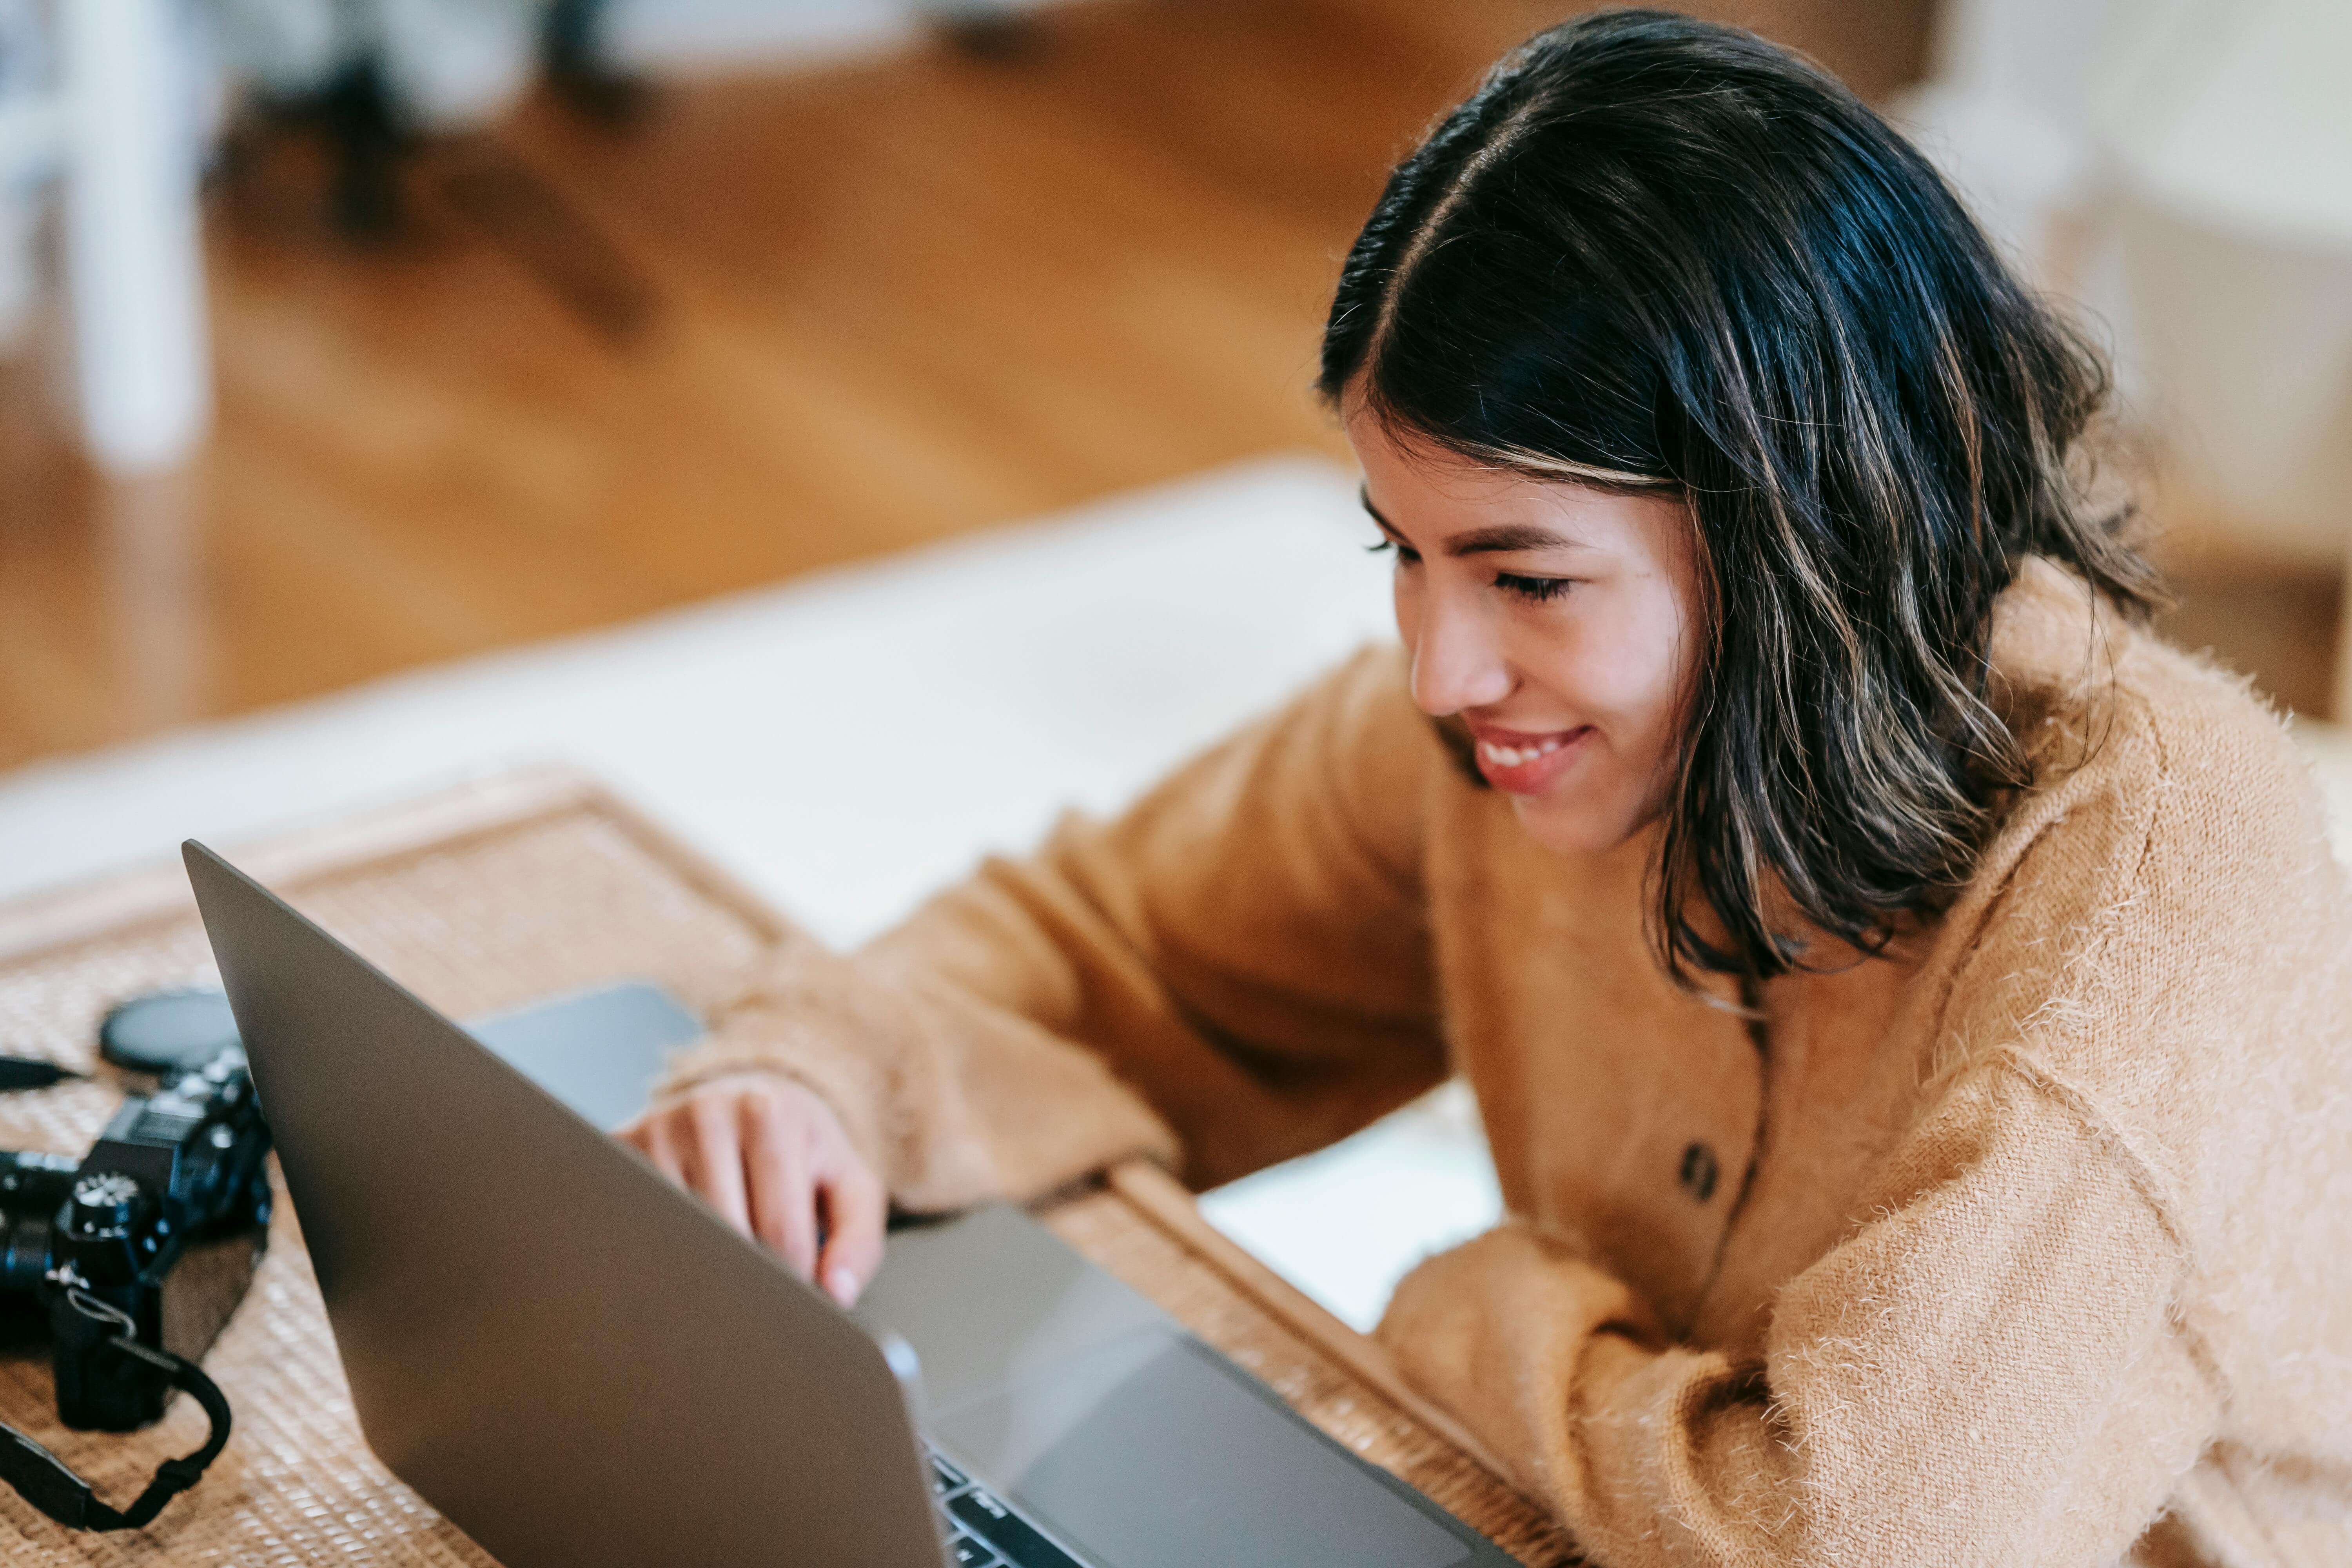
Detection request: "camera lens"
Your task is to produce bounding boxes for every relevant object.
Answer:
[0,1150,76,1203]
[0,1210,51,1294]
[0,1152,76,1298]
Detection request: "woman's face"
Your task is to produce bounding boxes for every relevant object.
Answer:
[1346,408,1704,856]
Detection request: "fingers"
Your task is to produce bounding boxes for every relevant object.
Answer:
[622,1093,758,1241]
[741,1089,819,1279]
[619,1114,686,1186]
[683,1093,752,1237]
[815,1156,886,1307]
[619,1077,886,1306]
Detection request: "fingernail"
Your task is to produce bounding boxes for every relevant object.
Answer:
[826,1265,858,1305]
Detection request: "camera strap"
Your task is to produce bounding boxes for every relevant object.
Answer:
[0,1291,232,1532]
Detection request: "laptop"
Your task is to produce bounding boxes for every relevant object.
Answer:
[183,842,1519,1568]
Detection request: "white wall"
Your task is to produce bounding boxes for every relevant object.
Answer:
[606,0,1068,74]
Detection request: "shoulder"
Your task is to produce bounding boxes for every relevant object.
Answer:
[1302,643,1461,873]
[1312,641,1425,748]
[1265,642,1463,793]
[1939,563,2352,1232]
[1983,559,2332,909]
[1128,642,1452,896]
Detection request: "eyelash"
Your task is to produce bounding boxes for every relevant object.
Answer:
[1495,572,1574,602]
[1367,540,1575,603]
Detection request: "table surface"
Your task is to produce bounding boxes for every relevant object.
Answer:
[0,768,1578,1566]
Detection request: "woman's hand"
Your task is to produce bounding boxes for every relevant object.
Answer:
[619,1073,885,1307]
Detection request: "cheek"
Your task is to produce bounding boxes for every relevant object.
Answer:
[1604,588,1693,719]
[1533,619,1673,725]
[1608,635,1687,730]
[1518,592,1692,779]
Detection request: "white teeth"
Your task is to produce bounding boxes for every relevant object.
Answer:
[1479,735,1570,768]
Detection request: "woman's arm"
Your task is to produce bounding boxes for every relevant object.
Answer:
[1374,1053,2207,1567]
[657,644,1450,1211]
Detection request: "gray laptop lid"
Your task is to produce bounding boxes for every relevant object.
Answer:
[183,841,946,1568]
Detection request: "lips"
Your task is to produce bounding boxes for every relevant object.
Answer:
[1469,724,1592,795]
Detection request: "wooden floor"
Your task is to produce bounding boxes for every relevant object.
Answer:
[7,0,2319,773]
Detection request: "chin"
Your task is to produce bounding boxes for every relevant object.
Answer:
[1508,792,1646,857]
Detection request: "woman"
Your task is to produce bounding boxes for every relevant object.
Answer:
[625,13,2352,1565]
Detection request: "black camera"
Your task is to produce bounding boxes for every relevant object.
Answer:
[0,1044,272,1431]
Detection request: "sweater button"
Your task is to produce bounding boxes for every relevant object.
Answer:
[1679,1141,1720,1201]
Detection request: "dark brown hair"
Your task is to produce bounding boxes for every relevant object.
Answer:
[1321,9,2157,984]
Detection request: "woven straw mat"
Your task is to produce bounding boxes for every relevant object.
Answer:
[0,791,1575,1567]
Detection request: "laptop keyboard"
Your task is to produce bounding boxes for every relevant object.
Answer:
[924,1444,1096,1568]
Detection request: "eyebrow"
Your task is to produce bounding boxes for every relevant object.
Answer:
[1359,491,1593,556]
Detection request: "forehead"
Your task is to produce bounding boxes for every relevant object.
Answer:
[1346,409,1677,555]
[1346,408,1524,503]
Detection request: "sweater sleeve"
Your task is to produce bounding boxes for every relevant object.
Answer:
[1372,1053,2213,1567]
[659,645,1450,1208]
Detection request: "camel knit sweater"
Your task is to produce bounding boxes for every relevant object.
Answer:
[666,561,2352,1568]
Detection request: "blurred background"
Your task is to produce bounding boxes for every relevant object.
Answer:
[2,0,2345,773]
[0,0,2346,1327]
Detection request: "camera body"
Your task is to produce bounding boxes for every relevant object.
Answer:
[0,1047,272,1430]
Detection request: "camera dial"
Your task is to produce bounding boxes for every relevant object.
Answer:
[68,1174,145,1239]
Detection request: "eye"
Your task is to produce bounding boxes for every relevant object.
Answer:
[1495,572,1573,603]
[1367,538,1421,566]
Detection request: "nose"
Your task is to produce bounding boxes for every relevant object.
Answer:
[1408,590,1513,717]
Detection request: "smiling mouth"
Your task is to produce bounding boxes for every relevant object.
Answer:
[1469,726,1593,793]
[1476,734,1573,768]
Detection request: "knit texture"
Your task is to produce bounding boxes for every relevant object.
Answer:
[665,561,2352,1568]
